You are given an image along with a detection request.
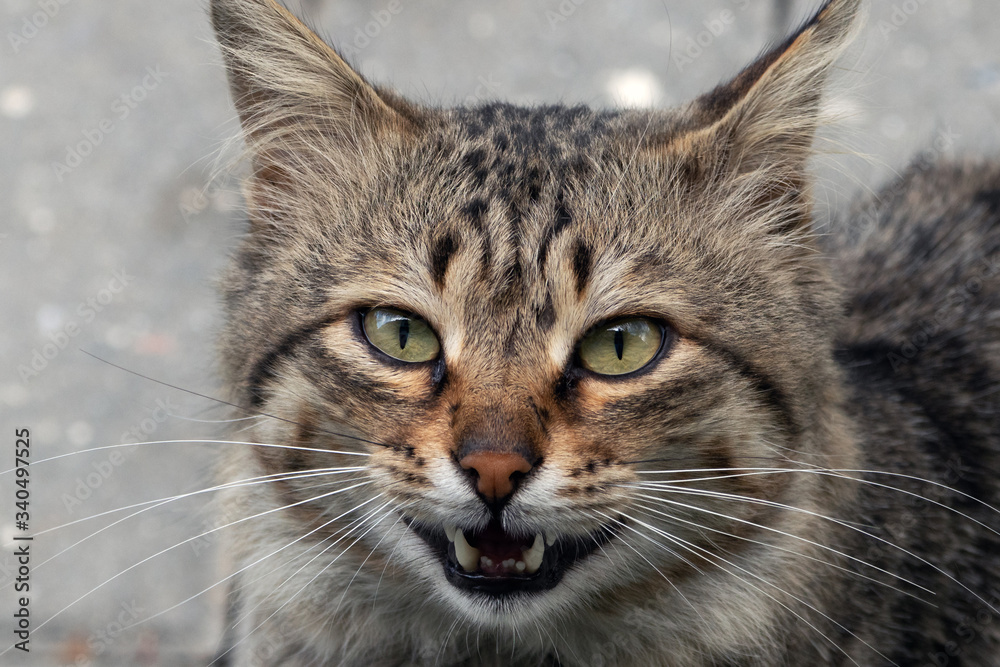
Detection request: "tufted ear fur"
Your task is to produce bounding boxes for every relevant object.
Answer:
[667,0,862,235]
[210,0,421,228]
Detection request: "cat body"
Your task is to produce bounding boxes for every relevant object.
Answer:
[208,0,1000,664]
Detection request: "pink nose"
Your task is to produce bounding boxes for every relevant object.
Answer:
[459,451,533,501]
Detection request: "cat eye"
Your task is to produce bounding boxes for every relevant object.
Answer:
[578,317,663,376]
[363,308,441,363]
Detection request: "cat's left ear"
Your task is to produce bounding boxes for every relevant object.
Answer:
[210,0,420,227]
[211,0,415,145]
[671,0,862,231]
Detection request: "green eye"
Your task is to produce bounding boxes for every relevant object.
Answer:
[363,308,440,363]
[578,317,663,376]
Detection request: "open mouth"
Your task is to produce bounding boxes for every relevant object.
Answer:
[406,517,616,596]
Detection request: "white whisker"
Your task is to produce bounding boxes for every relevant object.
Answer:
[621,488,933,595]
[227,501,394,630]
[372,520,409,610]
[634,466,1000,530]
[588,510,705,622]
[121,495,388,636]
[630,479,1000,609]
[628,499,929,606]
[0,439,370,475]
[38,467,364,537]
[24,480,375,641]
[615,509,884,666]
[215,503,398,665]
[333,511,408,614]
[168,414,268,424]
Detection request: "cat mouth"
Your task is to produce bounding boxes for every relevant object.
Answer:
[406,517,616,596]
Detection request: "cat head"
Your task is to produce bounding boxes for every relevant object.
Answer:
[212,0,861,632]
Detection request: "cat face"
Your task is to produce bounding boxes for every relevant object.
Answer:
[214,0,860,633]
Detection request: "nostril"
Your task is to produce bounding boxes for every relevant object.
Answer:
[459,451,533,502]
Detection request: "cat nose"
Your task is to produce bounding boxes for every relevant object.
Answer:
[459,451,534,502]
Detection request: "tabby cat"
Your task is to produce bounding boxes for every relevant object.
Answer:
[209,0,1000,664]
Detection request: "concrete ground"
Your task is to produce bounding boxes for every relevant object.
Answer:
[0,0,997,664]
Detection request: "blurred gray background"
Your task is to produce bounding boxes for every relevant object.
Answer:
[1,0,997,664]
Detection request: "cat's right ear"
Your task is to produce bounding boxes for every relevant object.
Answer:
[210,0,419,224]
[659,0,862,236]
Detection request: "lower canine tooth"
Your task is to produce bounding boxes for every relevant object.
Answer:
[454,529,480,572]
[523,533,545,574]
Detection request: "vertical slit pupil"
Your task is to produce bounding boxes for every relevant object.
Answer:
[398,319,410,350]
[614,329,624,360]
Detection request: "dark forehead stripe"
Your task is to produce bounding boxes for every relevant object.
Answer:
[535,291,556,332]
[429,231,459,289]
[460,197,494,278]
[571,238,592,297]
[537,189,574,271]
[445,104,615,300]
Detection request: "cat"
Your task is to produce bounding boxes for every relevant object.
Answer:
[208,0,1000,664]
